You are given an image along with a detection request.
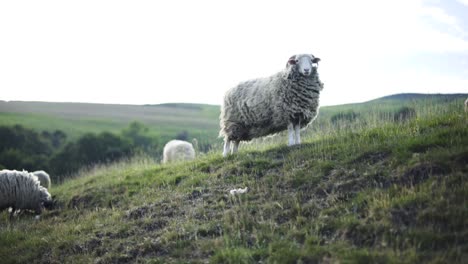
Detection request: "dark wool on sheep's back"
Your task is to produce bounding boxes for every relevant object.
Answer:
[220,63,323,141]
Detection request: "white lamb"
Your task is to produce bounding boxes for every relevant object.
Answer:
[162,140,196,163]
[219,54,324,156]
[32,170,51,189]
[0,169,52,219]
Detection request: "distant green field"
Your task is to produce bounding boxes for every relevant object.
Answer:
[1,93,466,148]
[0,101,221,143]
[319,93,466,119]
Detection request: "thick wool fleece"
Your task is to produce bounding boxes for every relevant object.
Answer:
[0,170,51,214]
[220,56,323,141]
[33,170,51,189]
[163,140,196,163]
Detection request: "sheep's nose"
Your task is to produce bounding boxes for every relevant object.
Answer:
[304,69,310,74]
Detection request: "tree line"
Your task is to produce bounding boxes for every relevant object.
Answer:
[0,122,210,182]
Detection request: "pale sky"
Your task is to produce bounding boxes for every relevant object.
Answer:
[1,0,467,106]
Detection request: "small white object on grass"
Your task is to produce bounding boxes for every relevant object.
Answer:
[229,187,248,195]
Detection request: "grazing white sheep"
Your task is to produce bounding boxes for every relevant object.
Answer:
[220,54,324,156]
[464,98,468,113]
[0,169,52,219]
[32,170,51,189]
[162,140,196,163]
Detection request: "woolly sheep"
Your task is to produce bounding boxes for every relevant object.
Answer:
[220,54,324,156]
[0,169,52,219]
[465,98,468,113]
[162,140,196,163]
[32,170,51,189]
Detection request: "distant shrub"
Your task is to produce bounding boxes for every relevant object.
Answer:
[176,130,189,141]
[41,130,67,148]
[50,132,132,180]
[121,121,159,153]
[0,148,24,169]
[0,125,53,172]
[330,111,359,124]
[393,106,417,122]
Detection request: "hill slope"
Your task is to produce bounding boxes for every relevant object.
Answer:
[1,106,466,263]
[372,93,467,102]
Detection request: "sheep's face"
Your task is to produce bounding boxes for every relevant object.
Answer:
[43,198,55,210]
[287,54,320,76]
[39,188,52,203]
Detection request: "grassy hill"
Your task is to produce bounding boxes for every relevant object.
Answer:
[0,94,467,263]
[318,93,466,118]
[371,93,467,102]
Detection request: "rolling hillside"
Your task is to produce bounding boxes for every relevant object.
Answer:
[1,93,465,143]
[0,101,221,142]
[0,94,467,263]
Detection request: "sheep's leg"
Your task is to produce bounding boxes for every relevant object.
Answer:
[34,206,43,220]
[294,124,301,145]
[287,123,295,146]
[9,207,15,220]
[223,139,231,157]
[232,141,240,154]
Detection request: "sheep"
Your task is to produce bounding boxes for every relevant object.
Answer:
[162,140,196,163]
[32,170,51,189]
[465,98,468,113]
[219,54,324,156]
[0,169,52,219]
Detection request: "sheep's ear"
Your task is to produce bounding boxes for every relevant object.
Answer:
[312,57,321,63]
[287,56,297,65]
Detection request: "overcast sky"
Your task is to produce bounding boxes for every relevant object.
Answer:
[1,0,467,106]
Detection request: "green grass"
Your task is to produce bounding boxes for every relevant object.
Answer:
[1,97,467,263]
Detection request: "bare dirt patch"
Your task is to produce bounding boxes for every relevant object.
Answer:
[398,162,448,186]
